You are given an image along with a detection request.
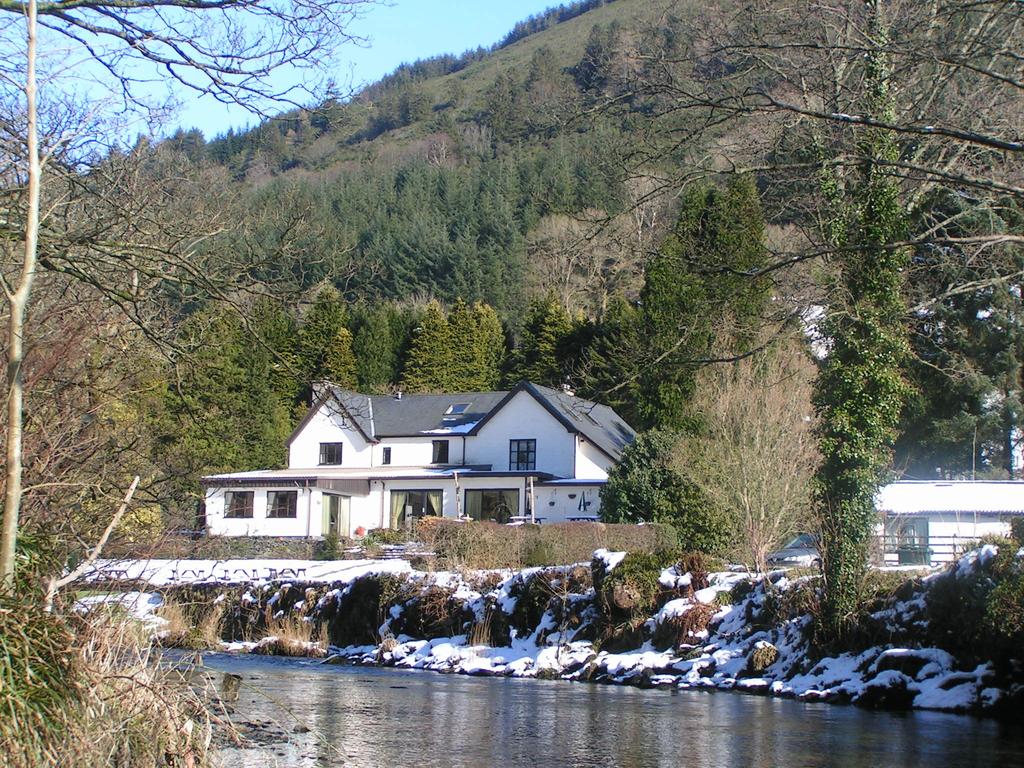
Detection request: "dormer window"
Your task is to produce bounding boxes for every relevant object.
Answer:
[445,403,470,415]
[319,442,343,466]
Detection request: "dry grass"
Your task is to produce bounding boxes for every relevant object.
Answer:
[468,606,496,647]
[155,598,226,650]
[1,593,213,768]
[253,615,328,658]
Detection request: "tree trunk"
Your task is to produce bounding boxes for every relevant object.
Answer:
[1,0,40,584]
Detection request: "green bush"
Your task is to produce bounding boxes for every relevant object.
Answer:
[365,527,412,546]
[596,550,678,622]
[600,429,732,553]
[317,532,341,561]
[926,538,1024,665]
[1010,517,1024,545]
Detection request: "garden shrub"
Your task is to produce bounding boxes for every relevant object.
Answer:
[423,519,679,570]
[317,532,340,560]
[365,527,412,546]
[595,550,679,629]
[600,429,733,554]
[926,537,1024,666]
[1010,517,1024,545]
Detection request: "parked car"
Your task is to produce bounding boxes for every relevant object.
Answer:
[767,534,821,568]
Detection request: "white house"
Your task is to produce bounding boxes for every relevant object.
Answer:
[876,480,1024,566]
[201,381,636,538]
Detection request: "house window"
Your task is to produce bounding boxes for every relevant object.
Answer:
[446,403,470,415]
[509,439,536,471]
[382,447,392,465]
[266,490,298,519]
[465,489,519,524]
[224,491,253,519]
[319,442,343,466]
[389,489,442,529]
[432,439,450,464]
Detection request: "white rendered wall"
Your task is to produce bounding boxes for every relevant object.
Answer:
[289,403,373,468]
[373,436,465,467]
[206,486,317,537]
[574,438,612,480]
[534,485,604,523]
[468,391,575,477]
[875,514,1011,566]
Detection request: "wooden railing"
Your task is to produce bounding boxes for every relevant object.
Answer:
[876,535,982,567]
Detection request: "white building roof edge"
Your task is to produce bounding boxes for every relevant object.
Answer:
[876,481,1024,514]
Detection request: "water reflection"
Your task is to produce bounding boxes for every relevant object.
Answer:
[204,653,1024,768]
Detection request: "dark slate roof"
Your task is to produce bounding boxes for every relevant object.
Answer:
[526,382,637,461]
[291,381,636,461]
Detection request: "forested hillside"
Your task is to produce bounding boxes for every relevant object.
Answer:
[160,0,669,315]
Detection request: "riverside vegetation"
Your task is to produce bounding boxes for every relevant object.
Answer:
[118,525,1024,716]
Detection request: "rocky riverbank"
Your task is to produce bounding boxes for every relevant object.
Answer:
[87,540,1024,716]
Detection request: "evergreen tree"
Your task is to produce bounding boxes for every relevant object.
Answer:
[636,175,769,431]
[160,304,293,492]
[323,327,358,389]
[251,298,301,407]
[401,300,454,393]
[600,429,730,553]
[574,23,620,92]
[896,194,1024,479]
[509,295,574,386]
[580,295,641,426]
[471,301,507,390]
[352,303,403,392]
[297,287,347,385]
[485,71,522,142]
[447,298,482,389]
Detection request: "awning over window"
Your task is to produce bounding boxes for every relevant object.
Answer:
[317,478,371,496]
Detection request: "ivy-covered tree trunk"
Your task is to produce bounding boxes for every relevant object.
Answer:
[813,0,910,641]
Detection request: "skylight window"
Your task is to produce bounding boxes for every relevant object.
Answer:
[446,403,470,415]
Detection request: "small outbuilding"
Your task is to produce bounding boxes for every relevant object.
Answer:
[875,481,1024,566]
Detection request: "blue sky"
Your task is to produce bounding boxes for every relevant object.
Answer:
[178,0,560,138]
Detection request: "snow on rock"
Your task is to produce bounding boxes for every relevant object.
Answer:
[75,591,164,625]
[593,549,627,572]
[97,543,1023,716]
[658,566,692,590]
[84,558,414,586]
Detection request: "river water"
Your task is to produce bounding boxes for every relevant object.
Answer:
[202,652,1024,768]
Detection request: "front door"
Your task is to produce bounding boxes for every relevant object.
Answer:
[324,494,351,537]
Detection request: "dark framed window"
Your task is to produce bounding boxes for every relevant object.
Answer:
[382,447,392,465]
[266,490,298,519]
[509,439,536,471]
[389,489,442,529]
[319,442,343,465]
[465,489,519,524]
[431,439,450,464]
[224,491,253,519]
